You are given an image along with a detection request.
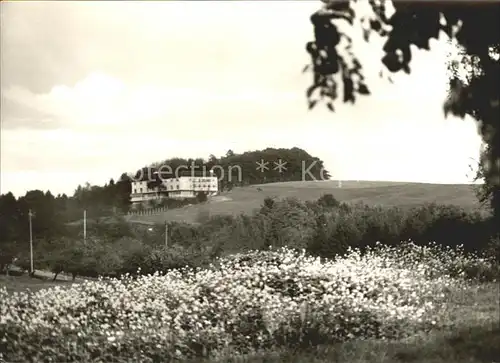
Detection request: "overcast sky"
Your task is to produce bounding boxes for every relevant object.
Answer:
[1,1,483,197]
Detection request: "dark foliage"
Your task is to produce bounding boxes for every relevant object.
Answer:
[0,147,328,263]
[12,194,498,281]
[305,0,500,233]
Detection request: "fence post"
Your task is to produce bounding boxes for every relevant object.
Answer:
[165,222,168,248]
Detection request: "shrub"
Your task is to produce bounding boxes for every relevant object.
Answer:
[261,196,276,213]
[483,235,500,262]
[1,244,487,362]
[196,191,208,203]
[112,237,150,276]
[144,244,213,273]
[401,204,491,252]
[303,201,492,260]
[258,198,317,250]
[16,196,495,282]
[191,197,492,263]
[0,241,22,273]
[317,193,340,208]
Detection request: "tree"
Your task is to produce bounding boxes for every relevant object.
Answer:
[18,190,60,239]
[473,146,495,207]
[196,191,208,203]
[207,154,219,171]
[146,169,166,191]
[305,0,499,233]
[116,173,132,213]
[318,193,340,208]
[0,192,21,243]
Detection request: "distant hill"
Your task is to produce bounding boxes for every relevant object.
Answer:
[135,147,330,191]
[126,180,484,225]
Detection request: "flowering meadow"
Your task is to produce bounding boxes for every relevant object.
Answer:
[1,241,498,363]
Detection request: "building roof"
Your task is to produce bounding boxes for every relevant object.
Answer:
[132,173,216,183]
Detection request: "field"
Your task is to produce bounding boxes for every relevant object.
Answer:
[0,266,98,295]
[126,180,482,225]
[3,180,497,362]
[1,243,498,363]
[0,273,75,293]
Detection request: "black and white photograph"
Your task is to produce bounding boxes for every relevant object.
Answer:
[1,1,499,362]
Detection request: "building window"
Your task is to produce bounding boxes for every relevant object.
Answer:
[176,185,179,189]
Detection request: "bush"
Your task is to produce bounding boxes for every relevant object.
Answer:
[2,244,491,362]
[0,241,22,273]
[112,237,150,276]
[15,196,495,282]
[184,197,493,264]
[400,204,491,252]
[260,196,276,215]
[483,235,500,262]
[317,193,340,208]
[144,244,213,273]
[196,191,208,203]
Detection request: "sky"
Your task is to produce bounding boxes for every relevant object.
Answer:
[0,1,484,198]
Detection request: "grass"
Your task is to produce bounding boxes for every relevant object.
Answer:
[126,180,483,225]
[0,274,75,294]
[0,267,93,294]
[203,324,500,363]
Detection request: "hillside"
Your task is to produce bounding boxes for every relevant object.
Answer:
[126,180,484,225]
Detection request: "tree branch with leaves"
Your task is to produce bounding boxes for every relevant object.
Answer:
[305,0,499,231]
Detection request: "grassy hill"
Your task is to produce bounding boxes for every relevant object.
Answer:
[125,180,484,225]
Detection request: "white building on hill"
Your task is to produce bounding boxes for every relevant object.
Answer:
[130,174,218,208]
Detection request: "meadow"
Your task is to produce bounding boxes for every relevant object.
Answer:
[1,183,498,362]
[1,242,498,363]
[126,180,482,225]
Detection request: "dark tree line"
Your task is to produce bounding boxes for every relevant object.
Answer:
[0,148,328,251]
[73,174,132,217]
[0,174,132,247]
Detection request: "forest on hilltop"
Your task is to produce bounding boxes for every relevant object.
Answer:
[139,147,330,190]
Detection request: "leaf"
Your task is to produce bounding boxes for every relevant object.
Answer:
[358,83,370,95]
[306,84,319,98]
[363,29,370,42]
[343,78,355,103]
[414,37,431,50]
[302,64,311,73]
[315,8,355,25]
[370,19,382,32]
[308,99,318,110]
[326,102,335,112]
